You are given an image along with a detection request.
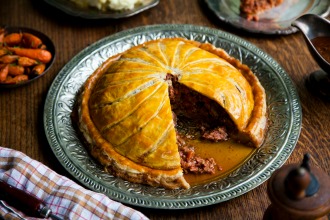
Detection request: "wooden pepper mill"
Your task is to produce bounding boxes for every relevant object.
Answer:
[264,154,330,220]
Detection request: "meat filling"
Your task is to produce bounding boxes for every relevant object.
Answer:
[167,74,235,174]
[177,134,218,174]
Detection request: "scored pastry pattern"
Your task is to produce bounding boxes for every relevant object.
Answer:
[44,25,301,208]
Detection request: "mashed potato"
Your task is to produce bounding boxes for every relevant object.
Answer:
[70,0,151,11]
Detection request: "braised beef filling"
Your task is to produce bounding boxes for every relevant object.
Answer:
[167,74,236,174]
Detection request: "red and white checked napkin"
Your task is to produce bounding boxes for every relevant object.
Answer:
[0,147,149,220]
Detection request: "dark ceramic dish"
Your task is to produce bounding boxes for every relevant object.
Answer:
[0,26,56,89]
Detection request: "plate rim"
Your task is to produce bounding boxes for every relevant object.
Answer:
[44,0,160,19]
[43,24,302,209]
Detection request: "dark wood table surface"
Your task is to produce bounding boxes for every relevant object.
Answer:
[1,1,329,219]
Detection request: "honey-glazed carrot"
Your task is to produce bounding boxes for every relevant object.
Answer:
[24,66,31,75]
[0,64,9,82]
[18,56,38,67]
[8,64,25,76]
[3,74,28,84]
[0,55,19,64]
[39,44,47,50]
[31,63,46,75]
[3,33,22,46]
[0,28,5,45]
[0,48,8,57]
[22,32,42,48]
[7,47,52,63]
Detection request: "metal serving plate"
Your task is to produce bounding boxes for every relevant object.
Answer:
[44,24,302,209]
[205,0,330,35]
[44,0,159,19]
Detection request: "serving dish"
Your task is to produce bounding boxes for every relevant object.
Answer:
[205,0,330,35]
[44,0,160,19]
[44,24,302,209]
[0,26,55,89]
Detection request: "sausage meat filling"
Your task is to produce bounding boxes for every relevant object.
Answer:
[167,74,235,174]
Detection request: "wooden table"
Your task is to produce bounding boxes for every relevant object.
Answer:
[1,1,329,219]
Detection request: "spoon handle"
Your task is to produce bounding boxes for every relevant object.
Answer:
[0,180,62,219]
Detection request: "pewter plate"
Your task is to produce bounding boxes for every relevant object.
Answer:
[44,24,302,209]
[44,0,159,19]
[205,0,330,35]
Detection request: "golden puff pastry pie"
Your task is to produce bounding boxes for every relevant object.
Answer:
[75,38,267,189]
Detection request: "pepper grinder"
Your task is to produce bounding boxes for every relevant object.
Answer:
[264,154,330,220]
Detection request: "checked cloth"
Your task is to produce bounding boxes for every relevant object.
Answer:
[0,147,148,220]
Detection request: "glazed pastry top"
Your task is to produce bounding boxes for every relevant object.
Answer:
[88,38,257,170]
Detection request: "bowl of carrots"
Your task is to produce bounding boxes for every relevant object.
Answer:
[0,26,55,88]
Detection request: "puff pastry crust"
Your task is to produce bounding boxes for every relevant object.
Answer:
[77,38,267,189]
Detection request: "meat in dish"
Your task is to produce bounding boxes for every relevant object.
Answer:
[240,0,284,21]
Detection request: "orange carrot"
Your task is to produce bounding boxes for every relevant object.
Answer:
[24,66,31,75]
[7,47,52,63]
[39,44,47,50]
[0,48,8,56]
[0,64,9,82]
[4,33,22,46]
[22,32,42,48]
[3,74,28,84]
[18,56,38,66]
[8,64,25,76]
[31,63,46,75]
[0,28,5,45]
[0,55,19,64]
[0,35,4,45]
